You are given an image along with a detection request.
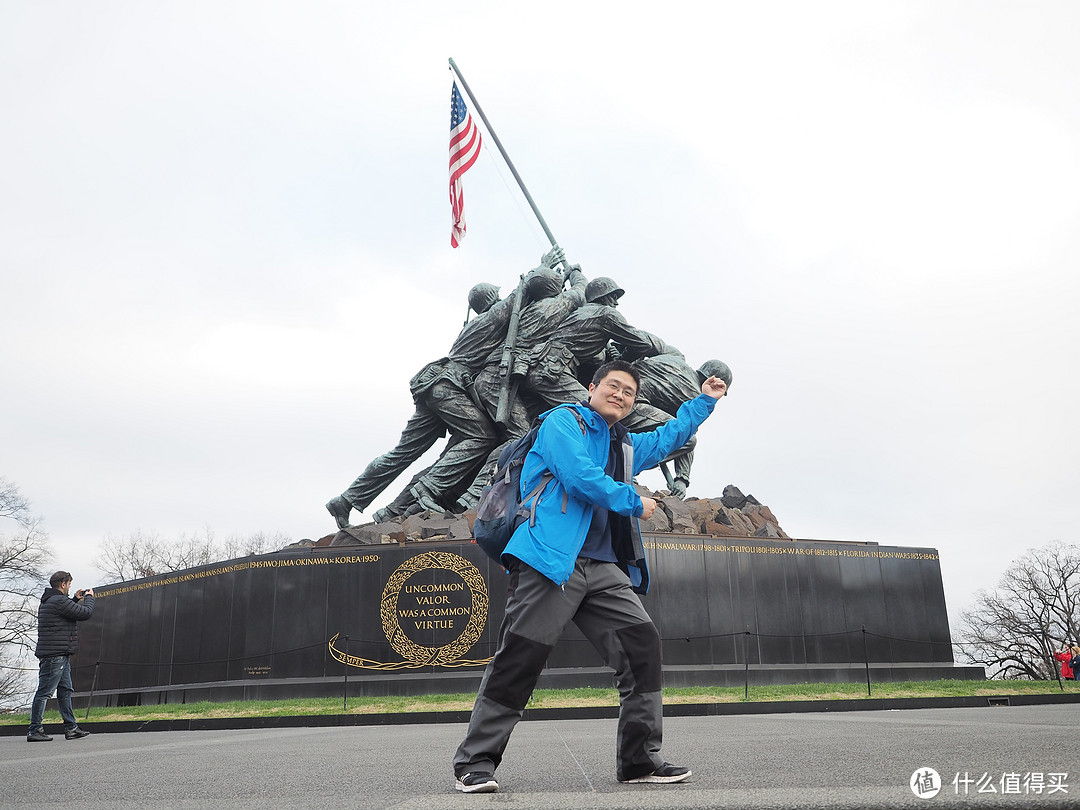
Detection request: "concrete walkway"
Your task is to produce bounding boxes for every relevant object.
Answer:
[2,704,1077,808]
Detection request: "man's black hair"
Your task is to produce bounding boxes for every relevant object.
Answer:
[49,571,72,589]
[591,359,641,392]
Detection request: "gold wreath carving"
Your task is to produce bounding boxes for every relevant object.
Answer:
[379,551,488,665]
[328,551,491,670]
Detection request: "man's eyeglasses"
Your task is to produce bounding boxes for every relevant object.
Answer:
[600,380,637,400]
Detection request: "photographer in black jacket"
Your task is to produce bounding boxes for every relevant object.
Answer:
[27,571,94,742]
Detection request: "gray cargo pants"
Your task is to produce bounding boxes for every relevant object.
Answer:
[452,557,665,782]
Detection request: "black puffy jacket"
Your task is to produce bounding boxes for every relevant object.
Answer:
[34,588,94,658]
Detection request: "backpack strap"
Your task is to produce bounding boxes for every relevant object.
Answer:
[523,472,554,527]
[563,409,589,513]
[536,407,589,520]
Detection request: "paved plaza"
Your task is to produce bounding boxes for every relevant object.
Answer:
[2,705,1077,808]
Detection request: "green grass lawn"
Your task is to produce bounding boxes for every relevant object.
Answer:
[2,679,1074,725]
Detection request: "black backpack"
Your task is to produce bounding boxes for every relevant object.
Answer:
[473,405,587,563]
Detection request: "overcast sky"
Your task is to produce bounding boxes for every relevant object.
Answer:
[2,1,1078,625]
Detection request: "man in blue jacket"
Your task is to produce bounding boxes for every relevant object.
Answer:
[27,571,94,742]
[453,359,728,792]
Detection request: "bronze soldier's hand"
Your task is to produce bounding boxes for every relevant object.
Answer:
[540,246,565,268]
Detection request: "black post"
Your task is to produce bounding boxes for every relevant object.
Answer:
[743,629,750,700]
[84,662,100,721]
[862,626,871,697]
[342,635,349,711]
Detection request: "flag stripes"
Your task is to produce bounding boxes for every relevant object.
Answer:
[449,82,482,247]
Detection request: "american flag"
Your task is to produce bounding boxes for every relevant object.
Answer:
[449,82,482,248]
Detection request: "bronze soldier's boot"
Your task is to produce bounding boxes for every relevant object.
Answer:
[409,481,444,513]
[325,496,353,529]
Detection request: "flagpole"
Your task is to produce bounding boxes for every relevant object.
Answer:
[448,57,563,256]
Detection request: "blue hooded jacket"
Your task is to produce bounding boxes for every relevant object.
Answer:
[502,393,717,592]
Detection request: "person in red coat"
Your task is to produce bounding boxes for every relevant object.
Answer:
[1054,646,1078,680]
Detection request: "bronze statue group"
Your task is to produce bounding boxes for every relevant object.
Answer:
[326,248,731,530]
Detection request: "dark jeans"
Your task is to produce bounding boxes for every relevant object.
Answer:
[29,655,77,733]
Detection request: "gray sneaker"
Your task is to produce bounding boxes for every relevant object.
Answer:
[455,772,498,793]
[619,763,692,784]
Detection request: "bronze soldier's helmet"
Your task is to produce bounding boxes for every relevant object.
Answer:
[585,277,625,304]
[525,268,563,301]
[696,359,733,393]
[468,283,501,315]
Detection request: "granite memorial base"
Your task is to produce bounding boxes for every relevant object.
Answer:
[70,535,982,708]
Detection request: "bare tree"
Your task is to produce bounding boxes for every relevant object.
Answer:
[93,527,292,584]
[220,530,291,560]
[953,541,1080,679]
[0,477,53,707]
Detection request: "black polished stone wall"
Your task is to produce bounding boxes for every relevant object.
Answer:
[72,536,964,699]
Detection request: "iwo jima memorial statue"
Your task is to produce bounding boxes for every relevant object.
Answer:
[71,62,981,708]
